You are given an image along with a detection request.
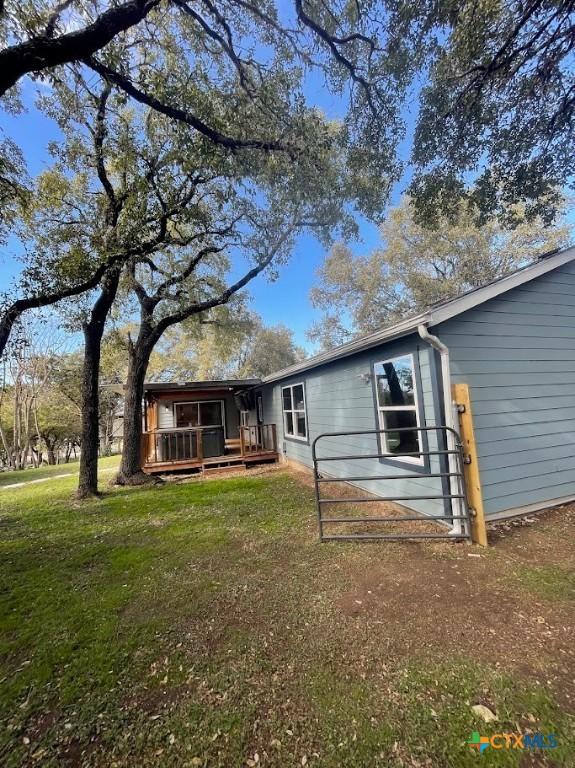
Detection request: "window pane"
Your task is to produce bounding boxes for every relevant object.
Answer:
[199,401,223,427]
[296,412,307,438]
[292,384,305,411]
[282,387,292,411]
[382,410,419,455]
[284,411,294,435]
[175,403,198,427]
[375,356,416,407]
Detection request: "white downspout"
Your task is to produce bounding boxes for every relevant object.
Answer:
[417,324,465,536]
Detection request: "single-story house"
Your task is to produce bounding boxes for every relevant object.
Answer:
[141,379,278,472]
[140,245,575,538]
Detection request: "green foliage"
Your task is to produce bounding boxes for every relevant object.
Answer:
[104,306,305,383]
[235,321,306,378]
[410,0,575,225]
[0,135,28,246]
[189,314,306,380]
[309,195,573,348]
[34,382,82,457]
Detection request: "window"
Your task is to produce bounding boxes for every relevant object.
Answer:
[175,400,224,429]
[374,354,422,462]
[282,383,307,440]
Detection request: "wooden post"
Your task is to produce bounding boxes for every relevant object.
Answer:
[239,426,245,457]
[196,429,203,462]
[452,383,488,547]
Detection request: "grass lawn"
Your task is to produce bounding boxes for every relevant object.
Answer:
[0,456,120,488]
[0,464,574,767]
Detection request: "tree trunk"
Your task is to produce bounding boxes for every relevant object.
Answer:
[77,267,121,498]
[116,334,158,486]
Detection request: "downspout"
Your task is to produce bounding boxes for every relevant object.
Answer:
[417,324,465,536]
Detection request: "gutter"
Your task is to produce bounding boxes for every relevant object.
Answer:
[417,324,466,536]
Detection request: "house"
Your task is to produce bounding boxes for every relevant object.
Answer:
[141,379,278,473]
[140,246,575,539]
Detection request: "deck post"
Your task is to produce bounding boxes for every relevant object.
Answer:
[239,426,245,457]
[196,429,203,462]
[452,383,488,547]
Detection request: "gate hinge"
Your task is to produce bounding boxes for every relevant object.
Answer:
[468,507,477,518]
[456,403,466,414]
[463,454,472,465]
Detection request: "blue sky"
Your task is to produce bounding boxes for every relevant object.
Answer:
[0,70,414,353]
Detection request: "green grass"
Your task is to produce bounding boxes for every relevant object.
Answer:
[512,564,575,601]
[0,454,120,487]
[0,466,573,767]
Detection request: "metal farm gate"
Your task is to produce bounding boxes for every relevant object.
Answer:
[311,425,472,542]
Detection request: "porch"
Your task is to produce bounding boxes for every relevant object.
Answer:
[140,379,278,474]
[141,423,278,474]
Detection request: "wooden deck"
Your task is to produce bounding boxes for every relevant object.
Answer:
[142,449,278,474]
[141,424,278,474]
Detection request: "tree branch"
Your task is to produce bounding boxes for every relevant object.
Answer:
[84,56,291,154]
[0,0,161,96]
[154,225,295,337]
[0,252,127,360]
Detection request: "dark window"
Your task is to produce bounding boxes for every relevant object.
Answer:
[374,354,421,461]
[175,401,224,429]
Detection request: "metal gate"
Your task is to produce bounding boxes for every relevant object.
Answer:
[311,425,472,542]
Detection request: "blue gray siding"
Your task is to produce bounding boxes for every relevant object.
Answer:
[262,336,451,519]
[437,258,575,517]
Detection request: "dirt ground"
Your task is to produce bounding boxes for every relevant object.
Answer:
[2,464,574,767]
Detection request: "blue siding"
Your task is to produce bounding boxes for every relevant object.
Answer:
[262,336,451,519]
[437,258,575,517]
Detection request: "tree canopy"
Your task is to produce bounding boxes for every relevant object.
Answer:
[411,0,575,225]
[1,0,423,361]
[309,196,573,349]
[3,0,574,231]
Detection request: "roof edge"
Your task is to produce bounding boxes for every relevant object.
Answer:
[427,244,575,325]
[262,244,575,384]
[262,312,429,383]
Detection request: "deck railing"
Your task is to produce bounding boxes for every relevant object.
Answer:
[141,427,203,465]
[239,424,277,455]
[141,424,277,466]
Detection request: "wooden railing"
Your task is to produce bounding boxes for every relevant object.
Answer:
[141,423,277,466]
[141,427,203,465]
[239,424,277,455]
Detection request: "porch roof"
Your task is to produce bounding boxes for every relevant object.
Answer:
[143,379,261,393]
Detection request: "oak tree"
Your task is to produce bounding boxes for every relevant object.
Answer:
[309,196,572,349]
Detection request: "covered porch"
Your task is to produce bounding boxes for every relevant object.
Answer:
[140,380,278,474]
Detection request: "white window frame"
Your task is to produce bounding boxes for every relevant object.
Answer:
[374,353,423,466]
[281,382,308,441]
[173,399,226,436]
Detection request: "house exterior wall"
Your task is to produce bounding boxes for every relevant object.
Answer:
[262,335,452,519]
[151,390,240,438]
[436,258,575,517]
